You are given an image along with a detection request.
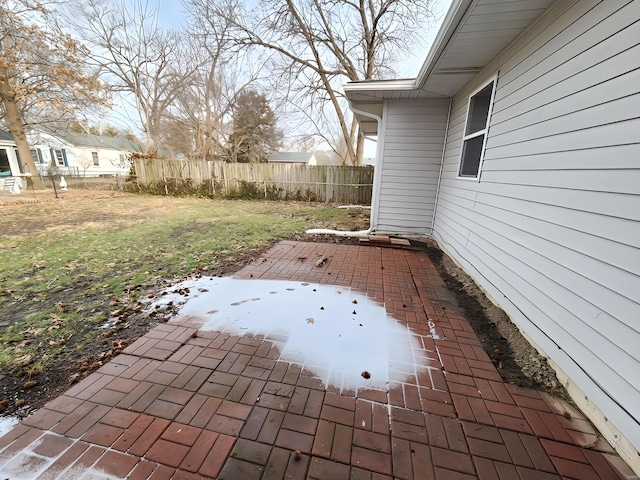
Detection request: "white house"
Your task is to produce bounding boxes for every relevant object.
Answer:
[0,130,24,191]
[268,152,317,165]
[345,0,640,473]
[0,130,19,174]
[27,130,141,177]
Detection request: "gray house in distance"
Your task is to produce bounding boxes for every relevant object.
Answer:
[345,0,639,472]
[268,152,317,165]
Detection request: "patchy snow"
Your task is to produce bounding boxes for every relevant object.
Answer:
[0,415,20,438]
[155,277,434,391]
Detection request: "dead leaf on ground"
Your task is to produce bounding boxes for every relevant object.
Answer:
[306,318,314,324]
[14,354,34,367]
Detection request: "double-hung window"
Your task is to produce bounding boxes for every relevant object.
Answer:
[458,77,497,179]
[30,148,44,164]
[92,151,99,166]
[54,149,65,166]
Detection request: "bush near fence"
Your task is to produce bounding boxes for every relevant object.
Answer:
[130,158,374,204]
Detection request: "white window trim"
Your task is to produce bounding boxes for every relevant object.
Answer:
[54,149,65,166]
[457,74,498,181]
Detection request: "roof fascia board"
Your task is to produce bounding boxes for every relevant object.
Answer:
[343,78,416,93]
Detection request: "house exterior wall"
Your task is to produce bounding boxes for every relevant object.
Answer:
[374,98,450,234]
[0,140,20,176]
[433,0,640,457]
[64,146,130,176]
[28,131,131,176]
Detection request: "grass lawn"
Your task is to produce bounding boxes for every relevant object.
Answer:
[0,191,369,414]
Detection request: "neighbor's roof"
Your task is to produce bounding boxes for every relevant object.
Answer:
[345,0,556,133]
[0,130,15,142]
[47,130,142,151]
[269,152,315,163]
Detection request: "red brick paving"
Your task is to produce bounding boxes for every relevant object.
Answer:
[0,241,635,479]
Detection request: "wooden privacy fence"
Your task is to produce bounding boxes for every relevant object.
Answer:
[133,158,374,204]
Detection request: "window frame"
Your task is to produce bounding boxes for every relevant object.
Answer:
[54,149,65,166]
[92,151,99,166]
[457,75,498,181]
[30,148,44,164]
[0,148,10,173]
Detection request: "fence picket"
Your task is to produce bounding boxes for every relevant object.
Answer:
[133,159,374,204]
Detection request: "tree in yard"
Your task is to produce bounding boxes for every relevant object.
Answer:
[226,89,282,163]
[76,154,95,179]
[73,0,193,151]
[69,119,122,137]
[187,0,435,165]
[0,0,108,189]
[167,5,263,162]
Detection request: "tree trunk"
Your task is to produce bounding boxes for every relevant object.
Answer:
[0,66,44,190]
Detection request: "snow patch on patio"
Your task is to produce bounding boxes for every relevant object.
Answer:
[0,415,19,438]
[155,277,431,391]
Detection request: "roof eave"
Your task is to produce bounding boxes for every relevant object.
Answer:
[343,78,417,93]
[415,0,474,90]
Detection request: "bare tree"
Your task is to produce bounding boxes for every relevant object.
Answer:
[77,154,95,180]
[0,0,108,189]
[188,0,434,165]
[163,4,263,162]
[73,0,193,151]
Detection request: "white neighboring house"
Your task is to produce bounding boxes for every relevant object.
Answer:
[27,130,141,177]
[0,129,27,191]
[345,0,640,474]
[268,152,317,165]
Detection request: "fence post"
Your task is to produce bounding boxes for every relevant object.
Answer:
[161,162,168,195]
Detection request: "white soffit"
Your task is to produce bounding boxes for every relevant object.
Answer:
[418,0,556,96]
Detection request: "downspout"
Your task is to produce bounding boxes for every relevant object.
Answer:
[431,98,453,234]
[306,101,383,237]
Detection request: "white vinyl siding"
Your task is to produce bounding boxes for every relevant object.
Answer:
[375,98,450,234]
[433,0,640,450]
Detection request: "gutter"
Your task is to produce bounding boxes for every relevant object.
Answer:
[343,78,416,94]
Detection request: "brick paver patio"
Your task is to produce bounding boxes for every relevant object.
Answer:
[0,241,634,479]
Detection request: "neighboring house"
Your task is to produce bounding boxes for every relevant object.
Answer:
[0,130,19,175]
[27,130,141,177]
[0,130,23,191]
[345,0,640,472]
[268,152,317,165]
